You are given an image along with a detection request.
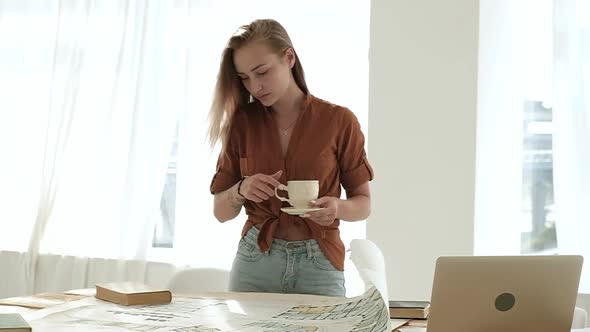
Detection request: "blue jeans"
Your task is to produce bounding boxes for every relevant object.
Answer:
[229,226,346,297]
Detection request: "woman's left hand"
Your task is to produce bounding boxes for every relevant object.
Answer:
[304,197,340,226]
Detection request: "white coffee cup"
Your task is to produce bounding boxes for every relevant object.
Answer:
[274,180,319,209]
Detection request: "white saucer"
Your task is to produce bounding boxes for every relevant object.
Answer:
[281,207,324,216]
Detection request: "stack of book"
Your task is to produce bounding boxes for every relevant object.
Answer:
[388,300,430,320]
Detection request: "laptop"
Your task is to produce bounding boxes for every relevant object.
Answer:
[427,255,583,332]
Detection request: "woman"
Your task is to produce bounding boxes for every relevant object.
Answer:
[209,19,373,297]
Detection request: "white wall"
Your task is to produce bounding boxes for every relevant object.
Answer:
[368,0,479,300]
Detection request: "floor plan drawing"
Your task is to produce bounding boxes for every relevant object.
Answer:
[23,286,389,332]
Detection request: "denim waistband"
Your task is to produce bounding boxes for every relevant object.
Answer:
[243,226,322,254]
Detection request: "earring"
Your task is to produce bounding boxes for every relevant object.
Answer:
[249,94,254,103]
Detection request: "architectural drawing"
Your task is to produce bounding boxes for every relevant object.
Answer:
[276,287,390,332]
[25,286,389,332]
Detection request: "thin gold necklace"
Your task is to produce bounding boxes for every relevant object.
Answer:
[279,118,298,136]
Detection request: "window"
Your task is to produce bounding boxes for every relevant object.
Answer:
[475,0,554,256]
[147,1,370,270]
[0,0,370,267]
[153,123,179,248]
[521,101,556,254]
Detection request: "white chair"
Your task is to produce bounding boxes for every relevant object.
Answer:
[349,239,389,306]
[167,267,230,294]
[573,306,588,329]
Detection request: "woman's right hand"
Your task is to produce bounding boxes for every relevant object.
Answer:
[239,170,284,203]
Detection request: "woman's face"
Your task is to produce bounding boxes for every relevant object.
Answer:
[233,41,295,107]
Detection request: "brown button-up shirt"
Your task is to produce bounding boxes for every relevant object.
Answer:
[210,94,374,271]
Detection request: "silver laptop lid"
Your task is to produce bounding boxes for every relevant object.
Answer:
[427,255,583,332]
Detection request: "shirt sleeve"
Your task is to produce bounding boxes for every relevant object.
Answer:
[338,109,374,191]
[210,122,241,195]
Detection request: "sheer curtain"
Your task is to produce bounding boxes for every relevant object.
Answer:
[37,1,182,260]
[477,0,588,292]
[0,1,52,253]
[476,0,554,255]
[0,0,370,278]
[553,0,590,294]
[0,1,180,265]
[475,0,530,255]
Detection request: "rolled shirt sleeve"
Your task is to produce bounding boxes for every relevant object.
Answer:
[338,109,374,191]
[210,122,241,194]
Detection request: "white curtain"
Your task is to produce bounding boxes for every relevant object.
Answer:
[0,1,53,253]
[37,1,181,260]
[0,0,180,284]
[553,0,590,294]
[476,0,555,255]
[475,0,530,255]
[0,0,369,288]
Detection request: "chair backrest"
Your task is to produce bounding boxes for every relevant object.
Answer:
[573,306,588,329]
[167,267,230,294]
[349,239,388,305]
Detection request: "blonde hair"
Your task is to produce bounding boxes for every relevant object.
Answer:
[208,19,309,149]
